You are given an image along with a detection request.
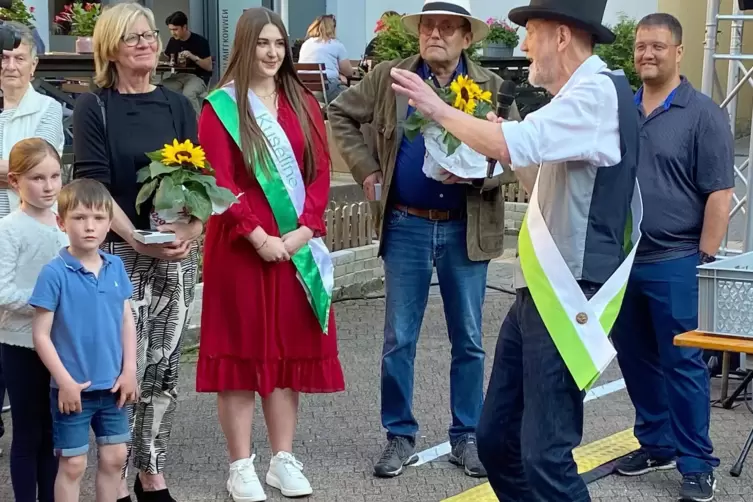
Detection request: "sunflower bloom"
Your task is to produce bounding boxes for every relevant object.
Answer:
[450,75,479,114]
[162,139,206,169]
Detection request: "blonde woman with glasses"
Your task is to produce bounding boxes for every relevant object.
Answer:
[71,4,201,502]
[297,14,352,102]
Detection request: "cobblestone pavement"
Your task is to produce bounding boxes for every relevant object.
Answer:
[1,261,753,501]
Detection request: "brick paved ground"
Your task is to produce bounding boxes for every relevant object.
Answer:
[1,261,753,501]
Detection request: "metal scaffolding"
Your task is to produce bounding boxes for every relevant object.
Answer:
[703,1,753,255]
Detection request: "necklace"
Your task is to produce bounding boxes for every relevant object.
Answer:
[257,89,278,99]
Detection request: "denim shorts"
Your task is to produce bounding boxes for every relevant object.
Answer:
[50,389,130,457]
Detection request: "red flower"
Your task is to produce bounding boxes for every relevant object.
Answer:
[29,6,35,12]
[374,20,385,33]
[84,3,92,11]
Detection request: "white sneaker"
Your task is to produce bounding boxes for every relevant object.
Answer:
[266,451,313,497]
[227,455,267,502]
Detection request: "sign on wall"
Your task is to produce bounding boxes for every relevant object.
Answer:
[215,0,262,72]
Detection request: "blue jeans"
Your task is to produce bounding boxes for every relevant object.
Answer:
[1,344,57,502]
[381,208,488,443]
[611,253,719,475]
[477,287,591,502]
[50,389,130,457]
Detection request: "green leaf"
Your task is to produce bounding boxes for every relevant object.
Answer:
[149,161,181,178]
[145,150,164,163]
[169,169,192,186]
[184,190,213,222]
[443,132,462,156]
[474,101,494,118]
[134,178,159,215]
[154,177,185,211]
[205,183,238,207]
[136,166,151,184]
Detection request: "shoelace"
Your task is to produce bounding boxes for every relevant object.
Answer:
[277,453,306,480]
[379,439,401,462]
[235,456,259,484]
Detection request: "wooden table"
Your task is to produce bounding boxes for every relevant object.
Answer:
[675,331,753,405]
[674,330,753,476]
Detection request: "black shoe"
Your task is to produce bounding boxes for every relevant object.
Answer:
[615,449,676,476]
[680,473,716,502]
[134,475,176,502]
[374,436,419,478]
[117,497,132,502]
[449,434,487,478]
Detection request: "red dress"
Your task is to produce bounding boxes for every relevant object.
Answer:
[195,90,345,396]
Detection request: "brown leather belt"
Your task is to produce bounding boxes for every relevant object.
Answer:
[393,204,465,221]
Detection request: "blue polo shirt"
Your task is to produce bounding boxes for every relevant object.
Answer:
[391,59,467,210]
[29,248,133,390]
[634,77,735,263]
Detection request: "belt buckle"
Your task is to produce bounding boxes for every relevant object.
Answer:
[428,209,448,221]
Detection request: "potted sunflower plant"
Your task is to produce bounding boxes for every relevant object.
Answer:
[135,139,238,232]
[403,74,501,182]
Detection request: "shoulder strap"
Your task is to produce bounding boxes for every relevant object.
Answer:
[599,71,639,164]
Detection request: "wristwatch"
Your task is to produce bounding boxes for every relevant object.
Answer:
[699,251,717,264]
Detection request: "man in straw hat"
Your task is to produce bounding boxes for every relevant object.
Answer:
[392,0,643,500]
[329,0,518,480]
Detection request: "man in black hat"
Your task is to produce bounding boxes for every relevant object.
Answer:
[392,0,640,500]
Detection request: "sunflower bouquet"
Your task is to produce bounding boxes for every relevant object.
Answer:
[402,74,501,182]
[135,139,237,229]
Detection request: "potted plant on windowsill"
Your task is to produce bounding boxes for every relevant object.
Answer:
[0,0,35,28]
[54,2,101,54]
[482,17,519,58]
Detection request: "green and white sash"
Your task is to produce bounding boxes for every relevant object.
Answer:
[206,84,333,334]
[518,170,643,390]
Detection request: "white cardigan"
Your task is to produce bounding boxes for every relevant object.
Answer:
[1,84,65,212]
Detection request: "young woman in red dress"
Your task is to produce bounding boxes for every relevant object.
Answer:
[196,7,344,501]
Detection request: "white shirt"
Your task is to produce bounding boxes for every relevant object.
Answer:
[500,56,626,287]
[0,85,65,218]
[502,55,621,169]
[0,209,69,348]
[298,37,348,81]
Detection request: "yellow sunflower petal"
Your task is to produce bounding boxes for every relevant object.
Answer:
[479,90,492,103]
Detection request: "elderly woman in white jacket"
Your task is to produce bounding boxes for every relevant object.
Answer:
[0,22,64,218]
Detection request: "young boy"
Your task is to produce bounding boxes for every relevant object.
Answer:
[30,179,138,502]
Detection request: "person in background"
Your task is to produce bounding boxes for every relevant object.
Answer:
[297,14,352,102]
[197,7,344,501]
[162,10,213,115]
[72,3,201,501]
[363,10,400,59]
[329,0,516,480]
[0,21,64,218]
[0,138,68,502]
[611,13,733,502]
[31,179,138,502]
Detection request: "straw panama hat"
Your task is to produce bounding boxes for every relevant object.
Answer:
[402,0,490,44]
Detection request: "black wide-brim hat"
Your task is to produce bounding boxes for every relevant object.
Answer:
[508,0,616,45]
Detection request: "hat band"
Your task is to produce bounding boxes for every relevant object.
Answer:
[422,1,471,16]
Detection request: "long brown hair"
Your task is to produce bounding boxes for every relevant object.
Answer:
[217,7,324,184]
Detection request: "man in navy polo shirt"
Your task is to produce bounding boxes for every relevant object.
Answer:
[611,13,734,502]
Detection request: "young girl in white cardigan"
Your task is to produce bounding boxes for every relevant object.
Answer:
[0,138,68,502]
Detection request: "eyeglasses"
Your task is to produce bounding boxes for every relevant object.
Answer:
[419,21,463,38]
[121,30,159,47]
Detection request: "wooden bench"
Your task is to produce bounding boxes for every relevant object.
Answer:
[674,330,753,476]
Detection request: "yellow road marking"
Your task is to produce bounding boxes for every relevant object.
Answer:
[442,428,638,501]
